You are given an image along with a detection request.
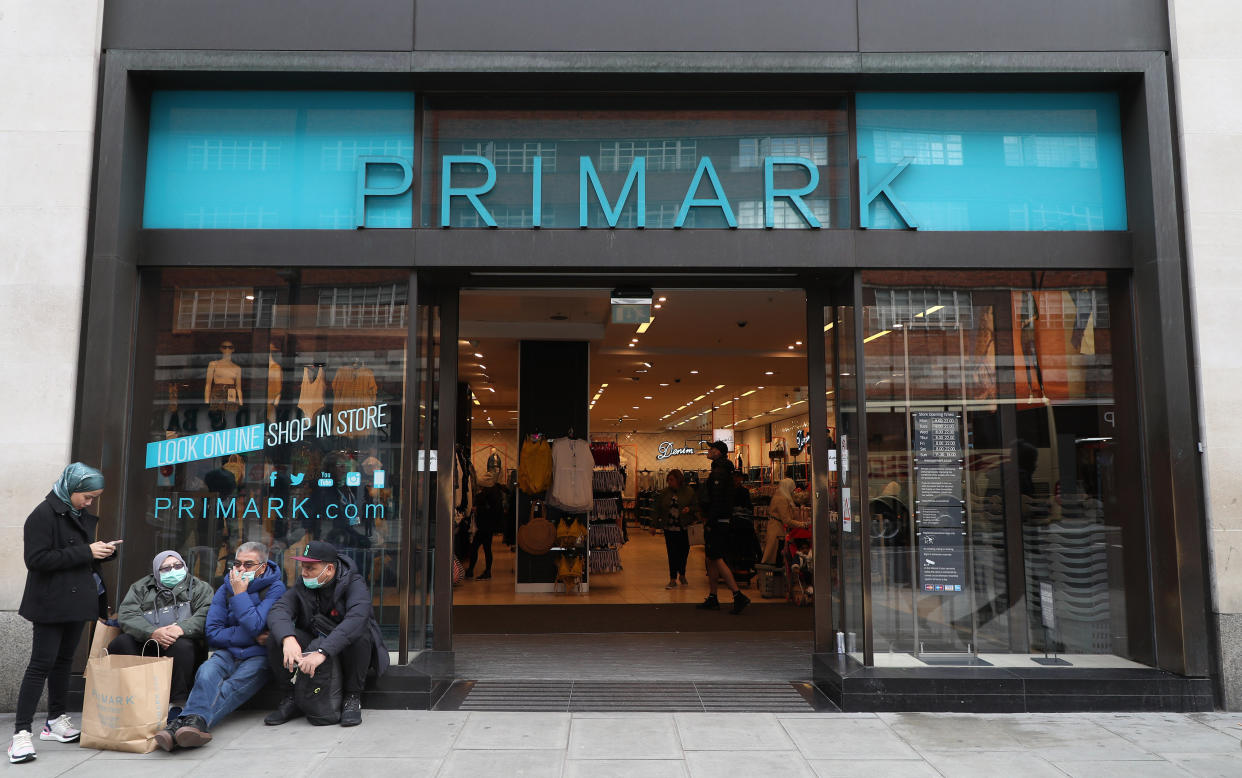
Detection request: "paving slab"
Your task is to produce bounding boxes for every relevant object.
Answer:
[454,711,571,750]
[569,714,683,759]
[563,758,689,778]
[807,758,940,777]
[921,751,1066,778]
[675,712,795,751]
[1093,712,1242,755]
[780,716,920,760]
[437,748,566,778]
[685,749,816,778]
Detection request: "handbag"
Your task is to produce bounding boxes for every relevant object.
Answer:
[141,600,191,629]
[81,642,173,753]
[517,504,557,556]
[293,643,343,726]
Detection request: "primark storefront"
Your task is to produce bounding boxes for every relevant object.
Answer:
[79,0,1213,710]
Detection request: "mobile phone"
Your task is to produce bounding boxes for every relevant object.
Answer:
[109,539,124,545]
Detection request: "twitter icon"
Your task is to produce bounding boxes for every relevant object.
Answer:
[290,472,306,486]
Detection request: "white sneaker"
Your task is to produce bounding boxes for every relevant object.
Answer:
[8,730,35,764]
[40,715,80,743]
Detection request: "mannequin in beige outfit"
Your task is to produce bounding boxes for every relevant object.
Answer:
[205,341,243,429]
[762,477,808,565]
[266,342,282,422]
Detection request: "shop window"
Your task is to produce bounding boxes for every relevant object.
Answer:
[852,270,1148,666]
[131,269,418,652]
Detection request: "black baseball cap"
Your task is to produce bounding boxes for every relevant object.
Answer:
[709,440,730,456]
[290,540,339,564]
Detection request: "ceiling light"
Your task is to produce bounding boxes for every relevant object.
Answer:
[601,383,609,388]
[719,400,732,406]
[915,305,945,318]
[632,406,640,410]
[473,353,483,358]
[628,343,636,347]
[788,345,795,350]
[658,297,667,302]
[478,364,487,371]
[741,389,756,397]
[642,362,652,368]
[660,383,669,387]
[487,387,495,392]
[472,398,481,406]
[758,386,765,389]
[715,384,725,390]
[654,304,662,309]
[765,371,774,375]
[690,370,699,374]
[795,341,803,345]
[863,330,891,343]
[245,294,255,301]
[644,396,653,400]
[693,394,706,402]
[823,322,834,332]
[636,320,653,334]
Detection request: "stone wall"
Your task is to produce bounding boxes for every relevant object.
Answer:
[1169,0,1242,709]
[0,0,104,707]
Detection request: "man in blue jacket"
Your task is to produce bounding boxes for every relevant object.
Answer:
[155,541,285,751]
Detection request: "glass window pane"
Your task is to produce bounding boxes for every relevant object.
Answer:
[860,270,1146,665]
[132,268,412,653]
[422,101,849,229]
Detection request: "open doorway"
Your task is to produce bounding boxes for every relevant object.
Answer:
[450,287,817,638]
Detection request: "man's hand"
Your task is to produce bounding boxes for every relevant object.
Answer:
[297,650,326,677]
[90,541,116,560]
[282,636,302,671]
[150,624,182,648]
[256,629,269,646]
[229,568,250,595]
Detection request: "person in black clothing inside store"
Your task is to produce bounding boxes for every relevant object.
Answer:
[467,471,505,580]
[696,441,750,615]
[264,541,389,727]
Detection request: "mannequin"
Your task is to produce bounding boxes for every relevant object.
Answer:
[205,341,243,429]
[267,341,283,422]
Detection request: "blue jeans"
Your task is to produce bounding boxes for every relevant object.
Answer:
[179,651,269,729]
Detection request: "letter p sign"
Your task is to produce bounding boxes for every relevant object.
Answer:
[356,156,414,228]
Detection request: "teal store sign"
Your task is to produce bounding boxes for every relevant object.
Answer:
[144,91,1127,232]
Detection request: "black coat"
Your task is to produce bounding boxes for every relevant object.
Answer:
[265,554,389,676]
[699,457,736,522]
[20,492,110,623]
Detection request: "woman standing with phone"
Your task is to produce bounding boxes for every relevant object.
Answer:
[10,463,115,765]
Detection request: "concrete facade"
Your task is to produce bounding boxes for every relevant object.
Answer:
[1169,0,1242,709]
[0,0,105,701]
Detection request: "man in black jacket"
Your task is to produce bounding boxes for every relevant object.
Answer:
[696,441,750,615]
[263,541,389,727]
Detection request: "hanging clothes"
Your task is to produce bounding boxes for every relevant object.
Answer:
[518,436,553,495]
[546,437,594,513]
[298,365,327,421]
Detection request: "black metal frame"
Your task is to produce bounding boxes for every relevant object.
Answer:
[75,47,1213,698]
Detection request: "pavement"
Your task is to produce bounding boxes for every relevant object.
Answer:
[4,709,1242,776]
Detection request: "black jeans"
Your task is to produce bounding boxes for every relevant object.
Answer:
[108,633,198,705]
[15,622,84,733]
[467,529,494,575]
[267,627,373,695]
[664,529,690,578]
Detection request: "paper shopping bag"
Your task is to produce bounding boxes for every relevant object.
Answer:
[80,653,173,753]
[687,523,705,546]
[87,619,120,660]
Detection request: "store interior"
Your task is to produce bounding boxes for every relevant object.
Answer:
[450,288,818,633]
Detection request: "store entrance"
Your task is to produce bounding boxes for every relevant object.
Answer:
[449,287,818,643]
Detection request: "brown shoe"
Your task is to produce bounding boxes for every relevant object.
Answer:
[173,715,212,748]
[153,726,177,752]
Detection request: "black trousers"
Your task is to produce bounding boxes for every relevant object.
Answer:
[267,627,373,695]
[108,633,198,705]
[467,528,494,574]
[664,529,690,578]
[15,622,84,733]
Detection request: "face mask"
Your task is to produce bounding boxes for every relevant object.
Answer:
[302,569,326,589]
[239,570,256,583]
[160,568,187,588]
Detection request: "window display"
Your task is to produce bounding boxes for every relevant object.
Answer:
[131,269,411,648]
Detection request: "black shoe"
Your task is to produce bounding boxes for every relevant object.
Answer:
[339,693,362,727]
[264,695,303,726]
[465,570,475,579]
[729,591,751,615]
[173,715,212,748]
[166,706,182,726]
[696,594,720,610]
[477,571,492,581]
[154,720,180,753]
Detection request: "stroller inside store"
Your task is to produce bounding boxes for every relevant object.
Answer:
[449,287,819,689]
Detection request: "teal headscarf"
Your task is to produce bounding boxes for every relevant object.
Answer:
[52,462,105,517]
